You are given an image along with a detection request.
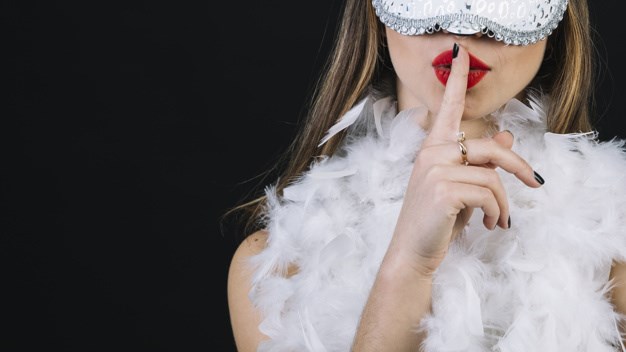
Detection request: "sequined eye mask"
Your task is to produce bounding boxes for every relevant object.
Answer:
[372,0,568,45]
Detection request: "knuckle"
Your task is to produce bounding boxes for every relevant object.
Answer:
[432,181,454,204]
[480,187,494,203]
[484,169,500,185]
[483,138,500,154]
[425,164,444,180]
[415,146,442,166]
[484,137,498,147]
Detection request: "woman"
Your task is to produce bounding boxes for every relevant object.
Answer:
[227,0,626,350]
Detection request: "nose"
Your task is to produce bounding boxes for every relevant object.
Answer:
[441,19,485,37]
[442,28,484,40]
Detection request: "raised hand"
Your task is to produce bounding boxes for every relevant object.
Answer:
[387,43,544,276]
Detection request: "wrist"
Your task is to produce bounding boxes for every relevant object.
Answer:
[378,249,437,283]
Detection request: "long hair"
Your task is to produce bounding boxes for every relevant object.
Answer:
[225,0,597,238]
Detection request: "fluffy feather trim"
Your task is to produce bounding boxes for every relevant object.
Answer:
[249,95,626,351]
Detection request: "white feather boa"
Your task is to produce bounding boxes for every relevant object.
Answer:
[248,94,626,351]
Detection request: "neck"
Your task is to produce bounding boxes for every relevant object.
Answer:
[415,110,498,140]
[460,116,498,139]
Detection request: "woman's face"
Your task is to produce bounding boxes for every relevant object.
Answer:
[385,28,547,122]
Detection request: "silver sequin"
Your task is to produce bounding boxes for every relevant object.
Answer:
[372,0,567,45]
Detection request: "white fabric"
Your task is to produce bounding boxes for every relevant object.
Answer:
[248,94,626,351]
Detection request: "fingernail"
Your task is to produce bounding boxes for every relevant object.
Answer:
[452,43,459,59]
[504,129,514,139]
[507,216,511,229]
[534,171,545,185]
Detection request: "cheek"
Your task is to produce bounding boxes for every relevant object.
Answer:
[386,29,434,77]
[488,43,546,102]
[387,36,417,78]
[509,43,546,86]
[386,31,440,102]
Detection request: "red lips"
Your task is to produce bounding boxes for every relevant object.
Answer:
[432,49,491,89]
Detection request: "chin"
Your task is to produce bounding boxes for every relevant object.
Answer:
[460,105,495,121]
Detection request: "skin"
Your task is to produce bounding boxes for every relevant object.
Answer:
[228,231,269,351]
[228,30,626,351]
[388,29,546,140]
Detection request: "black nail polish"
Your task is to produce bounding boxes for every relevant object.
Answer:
[507,216,511,229]
[452,43,459,59]
[534,171,545,185]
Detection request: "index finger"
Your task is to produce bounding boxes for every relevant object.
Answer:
[428,42,470,142]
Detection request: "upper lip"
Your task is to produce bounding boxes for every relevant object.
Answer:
[432,49,491,70]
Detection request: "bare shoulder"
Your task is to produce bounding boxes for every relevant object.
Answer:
[227,230,268,291]
[228,230,268,289]
[234,230,269,259]
[227,230,269,352]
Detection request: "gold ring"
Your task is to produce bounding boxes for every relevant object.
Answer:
[457,131,466,143]
[458,141,469,165]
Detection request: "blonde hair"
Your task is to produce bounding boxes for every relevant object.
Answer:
[225,0,597,237]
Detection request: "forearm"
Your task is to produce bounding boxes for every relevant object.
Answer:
[352,251,433,351]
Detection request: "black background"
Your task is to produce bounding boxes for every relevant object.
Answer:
[7,1,625,351]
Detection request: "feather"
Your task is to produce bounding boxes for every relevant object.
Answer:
[461,269,484,336]
[318,97,368,147]
[249,93,626,351]
[299,308,328,352]
[372,96,394,138]
[309,169,357,179]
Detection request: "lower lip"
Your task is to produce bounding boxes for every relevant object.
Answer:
[434,68,488,89]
